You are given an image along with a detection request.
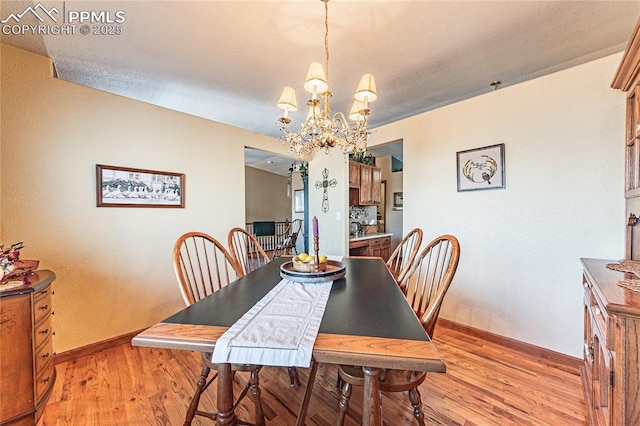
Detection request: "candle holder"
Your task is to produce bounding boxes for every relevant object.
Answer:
[313,236,320,272]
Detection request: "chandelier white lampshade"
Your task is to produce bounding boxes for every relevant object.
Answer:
[304,62,329,96]
[349,100,366,122]
[277,0,377,158]
[277,86,298,121]
[354,74,377,104]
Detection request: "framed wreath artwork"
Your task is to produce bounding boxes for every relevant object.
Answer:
[456,144,505,192]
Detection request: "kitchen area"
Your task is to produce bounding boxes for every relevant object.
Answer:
[348,158,395,260]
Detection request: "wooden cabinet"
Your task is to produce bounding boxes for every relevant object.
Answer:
[349,236,391,261]
[349,161,361,188]
[612,19,640,198]
[369,235,390,260]
[580,259,640,426]
[349,161,382,205]
[0,270,56,425]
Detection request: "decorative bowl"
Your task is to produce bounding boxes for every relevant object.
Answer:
[292,259,327,272]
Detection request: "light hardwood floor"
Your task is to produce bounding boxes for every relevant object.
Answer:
[40,326,587,425]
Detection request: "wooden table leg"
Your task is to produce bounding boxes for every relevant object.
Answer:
[216,363,237,426]
[295,360,318,426]
[362,367,381,426]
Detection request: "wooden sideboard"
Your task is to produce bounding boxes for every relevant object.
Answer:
[580,259,640,426]
[0,270,56,425]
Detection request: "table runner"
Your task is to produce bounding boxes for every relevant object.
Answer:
[211,256,341,367]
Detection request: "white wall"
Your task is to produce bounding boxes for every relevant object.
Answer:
[245,166,290,223]
[1,44,289,353]
[307,149,349,256]
[376,155,403,250]
[368,53,626,357]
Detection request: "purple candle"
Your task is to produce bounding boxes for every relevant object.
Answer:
[312,216,318,238]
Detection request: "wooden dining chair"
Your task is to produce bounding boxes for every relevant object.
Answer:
[173,231,265,426]
[386,227,423,285]
[273,218,303,258]
[336,234,460,426]
[227,227,301,388]
[227,227,271,277]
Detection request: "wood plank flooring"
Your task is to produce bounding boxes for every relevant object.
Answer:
[40,326,587,425]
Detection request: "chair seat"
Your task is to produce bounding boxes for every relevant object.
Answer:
[338,365,426,392]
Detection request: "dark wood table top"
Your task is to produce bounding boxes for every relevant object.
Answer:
[133,257,445,372]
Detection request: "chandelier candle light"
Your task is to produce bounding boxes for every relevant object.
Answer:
[277,0,377,158]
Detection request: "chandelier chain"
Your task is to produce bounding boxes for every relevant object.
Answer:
[324,0,329,86]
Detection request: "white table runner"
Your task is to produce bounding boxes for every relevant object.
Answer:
[211,256,341,368]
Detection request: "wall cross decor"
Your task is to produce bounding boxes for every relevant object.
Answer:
[314,168,337,213]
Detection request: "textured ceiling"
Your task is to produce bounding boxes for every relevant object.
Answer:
[2,1,639,175]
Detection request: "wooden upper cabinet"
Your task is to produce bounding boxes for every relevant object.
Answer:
[353,163,382,205]
[371,167,382,204]
[612,18,640,198]
[349,161,361,188]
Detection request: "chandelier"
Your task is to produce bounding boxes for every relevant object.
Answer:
[277,0,377,158]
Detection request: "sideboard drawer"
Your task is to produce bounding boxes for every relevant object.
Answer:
[34,313,53,350]
[35,335,54,375]
[35,360,55,402]
[33,290,52,324]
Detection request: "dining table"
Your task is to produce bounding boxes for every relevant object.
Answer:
[132,256,445,425]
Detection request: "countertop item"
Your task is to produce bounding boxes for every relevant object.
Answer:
[349,232,393,242]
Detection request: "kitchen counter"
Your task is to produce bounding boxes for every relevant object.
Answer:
[349,232,393,242]
[349,233,393,261]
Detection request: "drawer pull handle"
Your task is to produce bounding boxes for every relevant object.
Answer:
[40,305,49,310]
[42,376,50,383]
[42,352,50,359]
[41,328,49,335]
[584,343,594,361]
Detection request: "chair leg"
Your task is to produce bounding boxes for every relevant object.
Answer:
[289,366,301,388]
[248,368,265,426]
[336,382,352,426]
[407,387,425,426]
[184,364,211,425]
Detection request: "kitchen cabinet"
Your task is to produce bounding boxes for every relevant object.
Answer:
[580,259,640,426]
[349,235,391,261]
[349,161,381,206]
[0,270,56,425]
[349,161,361,188]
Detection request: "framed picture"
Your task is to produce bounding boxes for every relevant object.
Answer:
[294,189,304,213]
[456,143,505,192]
[393,192,403,210]
[96,164,185,208]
